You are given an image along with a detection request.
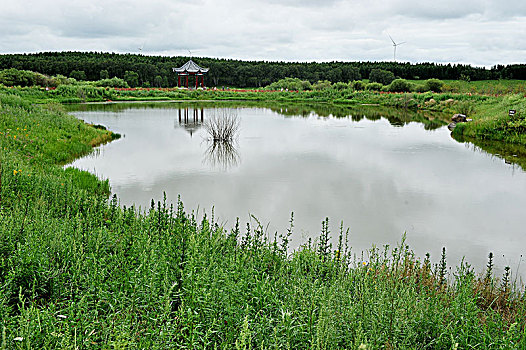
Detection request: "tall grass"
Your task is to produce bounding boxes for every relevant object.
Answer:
[1,91,526,348]
[453,94,526,146]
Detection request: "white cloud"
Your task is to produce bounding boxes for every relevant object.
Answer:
[0,0,524,66]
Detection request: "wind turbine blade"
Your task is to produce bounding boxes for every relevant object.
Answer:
[388,34,396,45]
[397,41,406,46]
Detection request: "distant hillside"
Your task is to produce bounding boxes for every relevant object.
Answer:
[0,51,524,88]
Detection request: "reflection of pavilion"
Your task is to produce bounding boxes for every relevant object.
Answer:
[176,107,205,137]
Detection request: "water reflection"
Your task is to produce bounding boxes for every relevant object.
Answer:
[66,100,448,131]
[176,107,204,137]
[65,101,526,170]
[452,134,526,171]
[267,104,447,130]
[203,140,240,170]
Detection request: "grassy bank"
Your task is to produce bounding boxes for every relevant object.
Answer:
[1,93,526,348]
[452,94,526,146]
[0,82,496,112]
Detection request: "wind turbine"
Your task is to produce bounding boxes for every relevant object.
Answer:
[388,34,405,62]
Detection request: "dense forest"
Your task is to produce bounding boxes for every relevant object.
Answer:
[0,51,525,88]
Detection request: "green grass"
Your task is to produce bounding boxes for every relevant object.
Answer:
[451,94,526,145]
[441,80,526,95]
[1,92,526,348]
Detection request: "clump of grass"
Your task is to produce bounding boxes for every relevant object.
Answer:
[204,109,240,142]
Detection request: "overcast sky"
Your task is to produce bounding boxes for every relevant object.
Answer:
[1,0,525,66]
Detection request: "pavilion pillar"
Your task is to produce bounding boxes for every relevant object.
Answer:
[186,75,188,88]
[178,75,181,87]
[201,75,204,87]
[195,75,198,89]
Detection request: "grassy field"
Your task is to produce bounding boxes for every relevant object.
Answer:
[1,92,526,348]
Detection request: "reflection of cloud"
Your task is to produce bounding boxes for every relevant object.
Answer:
[203,140,240,171]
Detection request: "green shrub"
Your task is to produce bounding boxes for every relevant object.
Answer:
[267,77,312,91]
[99,69,109,80]
[312,80,332,91]
[50,74,75,86]
[124,70,140,88]
[366,82,383,91]
[388,79,413,92]
[0,68,36,87]
[415,84,430,93]
[333,82,349,90]
[369,69,395,85]
[352,80,365,91]
[425,79,444,93]
[69,70,87,81]
[94,77,129,88]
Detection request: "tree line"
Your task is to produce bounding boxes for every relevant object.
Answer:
[0,51,525,88]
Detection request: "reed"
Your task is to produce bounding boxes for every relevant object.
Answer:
[203,109,240,142]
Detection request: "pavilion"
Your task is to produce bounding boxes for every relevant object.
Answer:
[172,60,209,88]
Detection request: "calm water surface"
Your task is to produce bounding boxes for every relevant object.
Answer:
[68,102,526,278]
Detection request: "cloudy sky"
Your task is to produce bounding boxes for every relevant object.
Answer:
[1,0,525,66]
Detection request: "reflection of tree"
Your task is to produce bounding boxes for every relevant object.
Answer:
[452,134,526,171]
[203,140,240,170]
[267,104,448,130]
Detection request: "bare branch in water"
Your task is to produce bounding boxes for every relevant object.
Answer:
[204,109,240,142]
[202,109,241,170]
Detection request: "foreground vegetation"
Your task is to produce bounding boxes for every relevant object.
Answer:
[1,92,526,348]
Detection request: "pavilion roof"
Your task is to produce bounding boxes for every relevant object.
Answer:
[173,59,209,74]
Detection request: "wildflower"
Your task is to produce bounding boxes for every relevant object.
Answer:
[13,170,17,175]
[14,337,23,341]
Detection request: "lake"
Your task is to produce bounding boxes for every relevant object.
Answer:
[67,102,526,280]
